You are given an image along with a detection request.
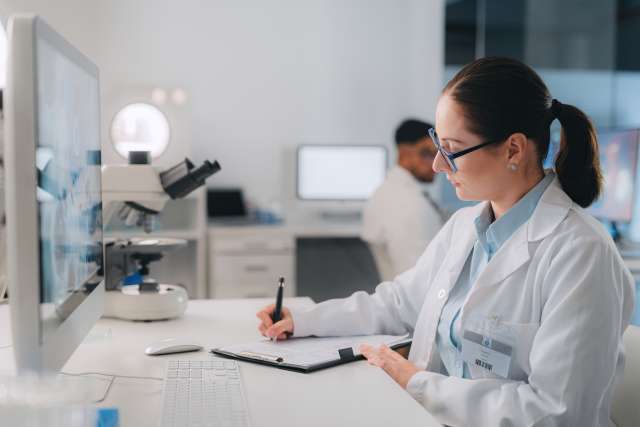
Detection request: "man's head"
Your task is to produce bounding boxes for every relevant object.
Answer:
[395,119,437,183]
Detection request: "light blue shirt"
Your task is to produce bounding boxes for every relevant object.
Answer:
[436,173,555,378]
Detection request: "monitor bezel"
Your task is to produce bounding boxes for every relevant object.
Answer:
[587,127,639,223]
[5,14,104,373]
[295,144,389,202]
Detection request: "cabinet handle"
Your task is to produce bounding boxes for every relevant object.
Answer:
[244,243,267,251]
[244,265,268,272]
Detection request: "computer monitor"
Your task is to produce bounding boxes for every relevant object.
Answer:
[5,15,104,373]
[588,129,639,223]
[297,145,387,201]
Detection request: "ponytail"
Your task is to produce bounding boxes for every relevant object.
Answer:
[445,58,603,208]
[553,101,603,207]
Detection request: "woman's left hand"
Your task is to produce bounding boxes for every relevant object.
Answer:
[359,344,420,389]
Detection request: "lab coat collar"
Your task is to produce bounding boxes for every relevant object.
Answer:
[527,173,573,242]
[445,172,571,290]
[450,171,570,248]
[474,173,555,258]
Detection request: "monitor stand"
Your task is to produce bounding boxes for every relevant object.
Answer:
[319,210,362,222]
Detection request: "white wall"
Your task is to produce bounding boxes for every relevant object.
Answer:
[1,0,445,214]
[0,1,105,60]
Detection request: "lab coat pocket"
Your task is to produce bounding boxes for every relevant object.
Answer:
[499,321,540,381]
[462,316,539,381]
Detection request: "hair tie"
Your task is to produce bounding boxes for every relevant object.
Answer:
[551,99,563,118]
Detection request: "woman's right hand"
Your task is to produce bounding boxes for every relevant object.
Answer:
[256,304,294,340]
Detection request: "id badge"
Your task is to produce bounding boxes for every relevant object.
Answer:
[461,329,513,378]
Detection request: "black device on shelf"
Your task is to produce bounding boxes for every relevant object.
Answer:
[207,188,248,219]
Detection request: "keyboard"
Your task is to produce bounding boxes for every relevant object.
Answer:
[160,359,250,427]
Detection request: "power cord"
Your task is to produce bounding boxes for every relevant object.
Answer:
[60,371,163,404]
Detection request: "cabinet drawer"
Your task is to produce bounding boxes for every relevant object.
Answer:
[211,254,294,287]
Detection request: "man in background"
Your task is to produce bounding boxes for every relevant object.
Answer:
[362,119,444,281]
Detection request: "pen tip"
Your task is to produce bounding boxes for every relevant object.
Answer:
[279,276,285,285]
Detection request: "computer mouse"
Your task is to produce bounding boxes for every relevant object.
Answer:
[145,338,204,356]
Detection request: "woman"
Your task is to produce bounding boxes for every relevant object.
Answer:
[256,57,635,426]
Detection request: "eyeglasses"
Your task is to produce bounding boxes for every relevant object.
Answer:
[428,128,503,172]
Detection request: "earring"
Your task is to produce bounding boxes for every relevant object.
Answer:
[508,163,518,171]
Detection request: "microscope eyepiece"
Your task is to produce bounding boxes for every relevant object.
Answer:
[160,158,221,199]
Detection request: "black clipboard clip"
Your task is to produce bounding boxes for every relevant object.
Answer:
[338,347,357,362]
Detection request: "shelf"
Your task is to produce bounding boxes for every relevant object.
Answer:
[105,229,203,240]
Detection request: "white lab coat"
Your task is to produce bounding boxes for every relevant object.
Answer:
[291,176,635,427]
[362,166,443,279]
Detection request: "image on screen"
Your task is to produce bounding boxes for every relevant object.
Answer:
[297,146,387,201]
[36,33,103,325]
[588,129,639,222]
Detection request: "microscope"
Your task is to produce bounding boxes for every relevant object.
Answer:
[102,151,220,321]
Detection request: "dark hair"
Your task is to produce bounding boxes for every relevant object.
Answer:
[444,57,602,208]
[395,119,433,146]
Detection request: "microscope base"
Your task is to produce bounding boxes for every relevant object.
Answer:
[103,284,188,321]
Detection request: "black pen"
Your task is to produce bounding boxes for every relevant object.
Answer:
[270,277,285,342]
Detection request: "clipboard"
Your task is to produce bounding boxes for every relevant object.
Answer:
[211,334,412,373]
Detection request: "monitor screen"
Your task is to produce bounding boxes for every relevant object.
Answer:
[588,129,639,222]
[297,145,387,201]
[35,24,103,330]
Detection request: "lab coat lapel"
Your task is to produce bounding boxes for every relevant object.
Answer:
[416,208,478,369]
[473,225,530,290]
[443,204,481,288]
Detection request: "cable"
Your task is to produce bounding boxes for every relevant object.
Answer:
[59,372,114,404]
[61,371,163,381]
[60,371,163,404]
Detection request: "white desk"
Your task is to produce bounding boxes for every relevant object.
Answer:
[0,298,441,427]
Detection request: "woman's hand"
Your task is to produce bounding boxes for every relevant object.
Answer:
[359,344,420,389]
[256,303,294,340]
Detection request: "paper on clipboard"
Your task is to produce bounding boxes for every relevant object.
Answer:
[218,334,410,367]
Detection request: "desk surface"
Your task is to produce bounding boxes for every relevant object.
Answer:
[208,218,362,238]
[0,299,441,427]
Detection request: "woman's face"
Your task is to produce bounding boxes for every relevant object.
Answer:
[432,94,512,202]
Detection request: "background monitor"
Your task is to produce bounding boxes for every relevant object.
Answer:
[5,15,104,373]
[588,129,639,222]
[297,145,387,201]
